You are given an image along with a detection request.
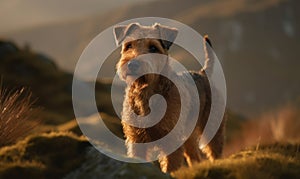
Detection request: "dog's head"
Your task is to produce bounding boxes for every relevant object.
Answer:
[113,23,178,85]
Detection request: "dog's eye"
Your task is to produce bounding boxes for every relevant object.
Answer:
[149,45,159,53]
[124,43,132,51]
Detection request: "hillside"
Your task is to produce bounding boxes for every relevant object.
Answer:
[174,143,300,179]
[0,40,115,125]
[0,132,299,178]
[0,39,300,178]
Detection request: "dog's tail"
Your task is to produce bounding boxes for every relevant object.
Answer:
[200,35,214,77]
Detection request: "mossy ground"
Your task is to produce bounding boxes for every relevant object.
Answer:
[0,131,299,179]
[0,132,170,179]
[173,143,300,179]
[0,132,90,178]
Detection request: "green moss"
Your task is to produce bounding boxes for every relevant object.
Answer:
[0,165,44,179]
[0,132,90,178]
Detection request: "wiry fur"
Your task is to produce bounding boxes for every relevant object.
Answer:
[114,23,225,173]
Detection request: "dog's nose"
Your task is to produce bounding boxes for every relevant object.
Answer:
[128,60,140,73]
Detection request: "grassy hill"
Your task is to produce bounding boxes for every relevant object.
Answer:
[0,132,89,179]
[174,143,300,179]
[0,132,299,179]
[0,40,114,125]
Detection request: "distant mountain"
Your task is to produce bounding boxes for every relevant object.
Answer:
[0,40,113,125]
[3,0,300,117]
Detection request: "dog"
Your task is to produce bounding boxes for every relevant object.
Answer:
[113,23,225,173]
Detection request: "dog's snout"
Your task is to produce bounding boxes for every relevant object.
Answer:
[128,60,140,73]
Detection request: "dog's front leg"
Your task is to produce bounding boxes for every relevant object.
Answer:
[126,140,147,160]
[158,146,185,173]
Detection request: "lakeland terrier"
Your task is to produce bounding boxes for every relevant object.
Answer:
[113,23,225,173]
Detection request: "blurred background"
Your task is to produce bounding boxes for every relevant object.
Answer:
[0,0,299,178]
[1,0,299,117]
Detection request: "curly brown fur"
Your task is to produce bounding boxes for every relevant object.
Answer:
[114,23,226,173]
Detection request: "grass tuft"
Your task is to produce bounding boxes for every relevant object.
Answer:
[0,87,40,147]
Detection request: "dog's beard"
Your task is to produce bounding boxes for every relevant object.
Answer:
[127,74,159,86]
[125,75,139,84]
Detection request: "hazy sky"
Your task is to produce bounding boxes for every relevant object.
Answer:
[0,0,153,34]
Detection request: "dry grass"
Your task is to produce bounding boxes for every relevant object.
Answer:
[0,87,40,147]
[225,103,300,156]
[269,104,300,142]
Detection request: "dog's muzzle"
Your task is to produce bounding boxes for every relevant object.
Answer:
[127,60,140,75]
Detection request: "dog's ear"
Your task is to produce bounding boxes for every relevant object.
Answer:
[154,23,178,50]
[113,23,140,46]
[204,35,212,48]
